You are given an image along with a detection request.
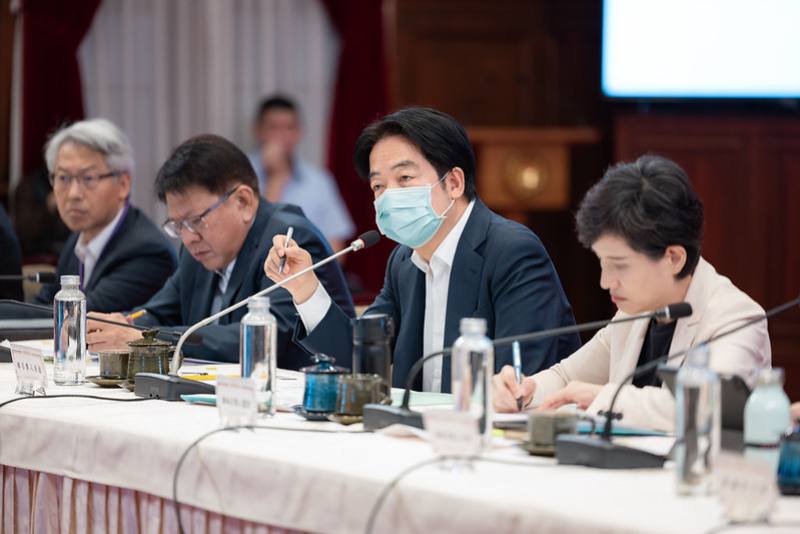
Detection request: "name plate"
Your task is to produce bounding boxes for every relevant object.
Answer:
[216,376,257,427]
[9,342,48,396]
[714,451,778,523]
[423,409,482,456]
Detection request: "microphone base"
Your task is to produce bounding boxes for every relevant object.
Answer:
[555,434,666,469]
[133,373,215,401]
[362,404,424,431]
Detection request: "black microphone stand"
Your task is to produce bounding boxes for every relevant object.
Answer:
[555,294,800,469]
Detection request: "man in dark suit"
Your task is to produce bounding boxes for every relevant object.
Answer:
[87,134,353,369]
[265,107,580,391]
[33,118,176,311]
[0,205,23,300]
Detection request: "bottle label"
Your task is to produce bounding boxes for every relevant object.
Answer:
[9,342,48,396]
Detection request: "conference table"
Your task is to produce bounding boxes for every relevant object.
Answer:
[0,358,798,534]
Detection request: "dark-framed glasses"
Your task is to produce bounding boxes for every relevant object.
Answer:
[49,171,122,191]
[161,184,241,239]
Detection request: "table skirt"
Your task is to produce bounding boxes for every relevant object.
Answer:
[0,465,304,534]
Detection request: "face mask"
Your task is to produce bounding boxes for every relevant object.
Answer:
[373,174,455,249]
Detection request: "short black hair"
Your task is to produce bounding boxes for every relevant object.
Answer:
[255,94,298,123]
[155,134,259,201]
[575,155,704,279]
[353,107,477,200]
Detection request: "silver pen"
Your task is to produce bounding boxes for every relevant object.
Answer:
[278,226,294,275]
[512,341,523,411]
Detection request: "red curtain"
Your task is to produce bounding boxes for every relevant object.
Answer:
[322,0,392,300]
[21,0,101,176]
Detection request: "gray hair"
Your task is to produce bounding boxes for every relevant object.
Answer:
[44,118,135,176]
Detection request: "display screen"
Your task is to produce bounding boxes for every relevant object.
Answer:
[602,0,800,98]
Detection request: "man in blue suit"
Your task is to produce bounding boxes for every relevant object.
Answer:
[265,107,580,391]
[34,118,176,311]
[87,134,354,370]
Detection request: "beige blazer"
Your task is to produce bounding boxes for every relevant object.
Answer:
[531,258,771,432]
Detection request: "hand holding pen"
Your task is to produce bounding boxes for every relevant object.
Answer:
[278,226,294,275]
[512,340,523,411]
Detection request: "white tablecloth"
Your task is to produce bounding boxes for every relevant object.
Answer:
[0,362,798,533]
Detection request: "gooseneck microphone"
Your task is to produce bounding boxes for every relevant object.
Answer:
[168,230,381,374]
[0,272,58,284]
[362,302,694,431]
[555,293,800,469]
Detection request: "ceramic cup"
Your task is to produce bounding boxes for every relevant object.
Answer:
[334,373,388,416]
[97,350,129,379]
[527,411,583,452]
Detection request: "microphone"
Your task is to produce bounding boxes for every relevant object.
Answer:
[0,299,201,343]
[362,302,694,431]
[555,293,800,470]
[133,231,382,401]
[0,272,58,284]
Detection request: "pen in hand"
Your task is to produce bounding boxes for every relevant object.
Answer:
[512,340,523,411]
[278,226,294,275]
[126,309,147,324]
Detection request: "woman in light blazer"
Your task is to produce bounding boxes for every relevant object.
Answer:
[494,155,771,432]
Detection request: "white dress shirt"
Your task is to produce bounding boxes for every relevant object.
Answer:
[73,206,126,287]
[296,200,476,392]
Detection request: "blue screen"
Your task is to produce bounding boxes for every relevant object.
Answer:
[602,0,800,98]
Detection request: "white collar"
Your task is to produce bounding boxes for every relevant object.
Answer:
[74,205,126,263]
[411,199,476,272]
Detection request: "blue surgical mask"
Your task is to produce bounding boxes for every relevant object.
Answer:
[373,174,455,249]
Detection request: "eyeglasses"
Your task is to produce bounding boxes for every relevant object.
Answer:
[161,185,241,239]
[49,171,121,191]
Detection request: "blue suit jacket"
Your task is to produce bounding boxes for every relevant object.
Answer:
[136,200,354,370]
[33,205,176,312]
[295,199,581,391]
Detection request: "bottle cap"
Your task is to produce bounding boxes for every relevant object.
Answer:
[459,317,487,335]
[60,275,80,287]
[756,367,784,387]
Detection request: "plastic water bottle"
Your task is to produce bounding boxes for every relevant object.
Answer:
[674,343,720,495]
[745,368,791,472]
[53,275,87,385]
[451,317,494,450]
[239,297,277,415]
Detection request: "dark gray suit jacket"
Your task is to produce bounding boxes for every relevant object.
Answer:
[34,205,176,311]
[295,199,581,391]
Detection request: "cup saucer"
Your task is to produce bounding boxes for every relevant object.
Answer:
[327,413,363,426]
[517,440,556,457]
[292,405,333,422]
[86,375,126,388]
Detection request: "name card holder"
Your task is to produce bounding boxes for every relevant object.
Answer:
[423,409,482,457]
[714,451,779,523]
[9,343,48,396]
[216,376,257,427]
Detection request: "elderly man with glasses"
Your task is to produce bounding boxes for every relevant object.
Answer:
[32,118,176,311]
[87,134,353,369]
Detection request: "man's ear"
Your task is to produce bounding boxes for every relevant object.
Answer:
[446,167,466,199]
[236,185,259,223]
